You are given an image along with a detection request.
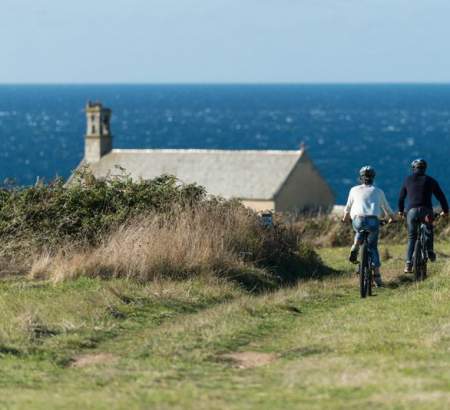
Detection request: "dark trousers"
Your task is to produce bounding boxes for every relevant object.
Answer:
[406,207,434,263]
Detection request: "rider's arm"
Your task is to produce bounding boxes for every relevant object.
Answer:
[381,190,395,219]
[342,189,354,221]
[432,179,449,214]
[398,180,407,213]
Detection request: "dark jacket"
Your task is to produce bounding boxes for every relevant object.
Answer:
[398,173,449,213]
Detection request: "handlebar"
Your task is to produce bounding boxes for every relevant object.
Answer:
[396,211,448,224]
[341,218,397,226]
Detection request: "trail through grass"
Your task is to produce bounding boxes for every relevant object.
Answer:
[1,243,450,409]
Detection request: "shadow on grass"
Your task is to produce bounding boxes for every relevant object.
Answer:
[222,254,343,294]
[437,251,450,259]
[386,274,415,289]
[281,345,332,359]
[306,265,344,280]
[0,345,22,357]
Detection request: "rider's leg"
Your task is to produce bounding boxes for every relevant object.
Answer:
[367,229,380,267]
[405,208,419,272]
[367,219,383,286]
[349,217,363,263]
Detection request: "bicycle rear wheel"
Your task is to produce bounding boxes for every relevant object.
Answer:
[413,240,425,282]
[360,243,370,298]
[420,234,428,280]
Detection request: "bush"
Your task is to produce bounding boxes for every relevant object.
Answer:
[292,215,354,247]
[0,169,329,290]
[0,167,206,248]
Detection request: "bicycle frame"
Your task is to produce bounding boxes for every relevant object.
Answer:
[358,229,374,298]
[413,222,429,281]
[356,219,391,297]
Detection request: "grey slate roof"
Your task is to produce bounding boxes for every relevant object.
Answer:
[87,149,303,200]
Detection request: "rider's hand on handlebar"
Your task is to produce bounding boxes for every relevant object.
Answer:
[440,211,448,218]
[397,211,405,219]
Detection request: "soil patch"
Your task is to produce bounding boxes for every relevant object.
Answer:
[70,353,117,368]
[221,351,277,369]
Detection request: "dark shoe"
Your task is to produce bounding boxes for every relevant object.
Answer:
[349,248,358,264]
[404,262,413,274]
[374,275,384,288]
[428,251,436,262]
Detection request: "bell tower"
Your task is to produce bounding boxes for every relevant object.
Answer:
[85,101,113,163]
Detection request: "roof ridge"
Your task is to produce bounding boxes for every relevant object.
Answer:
[110,148,302,155]
[87,148,308,200]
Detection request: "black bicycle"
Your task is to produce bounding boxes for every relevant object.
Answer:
[357,220,391,298]
[412,214,438,282]
[358,228,374,298]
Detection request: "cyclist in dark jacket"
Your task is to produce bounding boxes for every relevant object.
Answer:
[398,159,449,273]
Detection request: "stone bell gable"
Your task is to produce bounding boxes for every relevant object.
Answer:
[84,102,112,163]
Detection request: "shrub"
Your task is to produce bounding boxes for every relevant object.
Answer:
[0,167,206,249]
[0,169,329,289]
[292,215,354,247]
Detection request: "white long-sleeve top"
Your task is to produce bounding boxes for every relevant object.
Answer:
[344,184,394,219]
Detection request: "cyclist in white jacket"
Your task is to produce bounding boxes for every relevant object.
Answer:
[342,166,395,287]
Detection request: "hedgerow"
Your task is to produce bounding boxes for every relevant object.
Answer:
[0,167,206,247]
[0,168,331,289]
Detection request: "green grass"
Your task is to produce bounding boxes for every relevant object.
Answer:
[1,243,450,409]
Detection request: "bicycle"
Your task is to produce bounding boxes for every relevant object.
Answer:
[357,220,391,298]
[412,214,439,282]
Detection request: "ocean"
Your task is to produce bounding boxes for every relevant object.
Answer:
[1,84,450,204]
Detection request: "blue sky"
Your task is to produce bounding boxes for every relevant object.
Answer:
[1,0,450,83]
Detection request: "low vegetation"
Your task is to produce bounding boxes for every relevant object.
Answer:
[0,167,206,247]
[0,168,328,289]
[30,204,326,289]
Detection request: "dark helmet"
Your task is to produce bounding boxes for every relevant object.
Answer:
[411,158,427,171]
[359,165,376,184]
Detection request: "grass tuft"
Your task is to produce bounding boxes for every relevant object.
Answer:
[18,311,58,342]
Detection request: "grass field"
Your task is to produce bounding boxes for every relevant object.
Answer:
[1,242,450,409]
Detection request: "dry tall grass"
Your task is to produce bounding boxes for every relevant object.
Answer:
[0,241,33,277]
[30,203,307,288]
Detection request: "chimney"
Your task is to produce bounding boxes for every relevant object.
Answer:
[85,101,112,163]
